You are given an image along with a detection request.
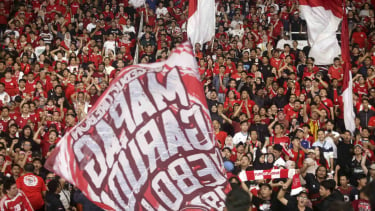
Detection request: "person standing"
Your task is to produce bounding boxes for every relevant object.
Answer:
[16,163,46,211]
[45,179,65,211]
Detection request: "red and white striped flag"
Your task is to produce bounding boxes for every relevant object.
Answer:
[187,0,216,46]
[341,7,355,132]
[299,0,343,65]
[238,169,297,181]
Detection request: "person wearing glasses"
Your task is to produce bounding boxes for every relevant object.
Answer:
[277,178,313,211]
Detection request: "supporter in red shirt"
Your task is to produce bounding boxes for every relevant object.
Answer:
[238,90,256,115]
[24,73,37,96]
[0,107,11,132]
[286,100,302,121]
[353,75,369,97]
[319,89,334,120]
[0,178,33,211]
[33,126,59,158]
[0,71,18,97]
[269,122,290,145]
[15,103,37,129]
[16,163,46,210]
[270,49,282,69]
[213,120,228,149]
[64,113,76,133]
[351,25,368,49]
[328,57,344,83]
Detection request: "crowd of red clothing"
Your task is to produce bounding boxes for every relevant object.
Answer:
[0,0,374,210]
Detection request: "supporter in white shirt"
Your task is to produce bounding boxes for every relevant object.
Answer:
[155,2,168,18]
[276,34,292,50]
[122,19,136,34]
[324,120,340,160]
[103,57,115,75]
[230,13,243,29]
[228,24,244,40]
[273,144,286,168]
[232,121,249,145]
[312,129,335,170]
[86,17,97,32]
[103,34,116,56]
[0,83,10,105]
[4,29,19,39]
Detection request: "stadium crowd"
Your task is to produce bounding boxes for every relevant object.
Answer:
[0,0,374,210]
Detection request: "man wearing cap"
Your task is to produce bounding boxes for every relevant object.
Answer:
[277,178,313,211]
[289,10,303,40]
[295,127,311,150]
[349,144,370,185]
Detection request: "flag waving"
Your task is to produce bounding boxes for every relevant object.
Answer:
[187,0,216,46]
[45,42,229,211]
[299,0,343,65]
[129,0,145,8]
[341,7,355,133]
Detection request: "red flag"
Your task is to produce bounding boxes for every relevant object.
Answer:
[44,42,229,210]
[341,5,355,132]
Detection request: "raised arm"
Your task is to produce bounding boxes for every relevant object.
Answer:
[33,126,44,145]
[361,150,369,175]
[268,117,278,135]
[277,178,293,206]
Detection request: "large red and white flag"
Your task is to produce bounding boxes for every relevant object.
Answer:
[341,8,355,132]
[45,42,229,211]
[299,0,343,65]
[187,0,216,46]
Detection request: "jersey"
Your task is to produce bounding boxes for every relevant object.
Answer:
[0,190,33,211]
[16,173,46,210]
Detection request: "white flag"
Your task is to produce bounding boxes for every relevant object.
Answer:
[299,0,343,65]
[187,0,216,46]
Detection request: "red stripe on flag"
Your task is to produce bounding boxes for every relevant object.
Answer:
[188,0,198,18]
[299,0,343,18]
